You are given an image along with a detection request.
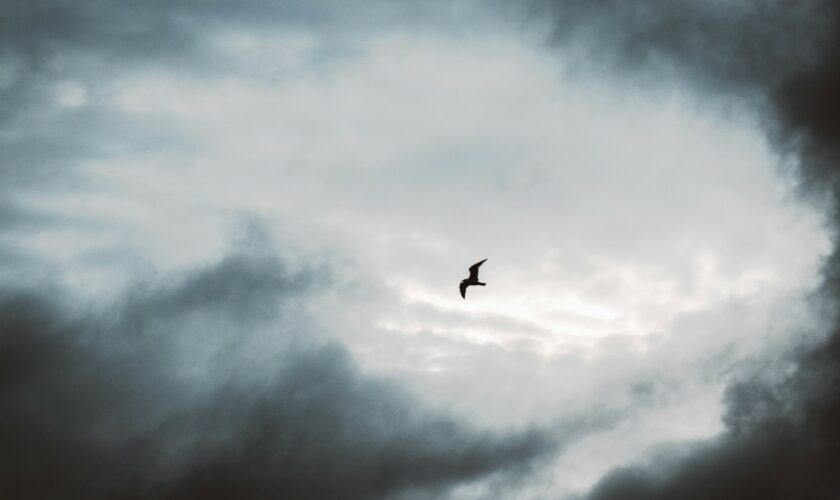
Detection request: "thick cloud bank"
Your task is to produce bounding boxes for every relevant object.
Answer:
[0,254,550,499]
[529,1,840,498]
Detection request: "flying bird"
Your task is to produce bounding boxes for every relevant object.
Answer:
[460,258,487,299]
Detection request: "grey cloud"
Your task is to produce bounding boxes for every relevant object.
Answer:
[522,1,840,498]
[530,0,840,195]
[0,0,310,194]
[586,340,840,500]
[0,0,481,213]
[0,251,554,499]
[4,0,838,497]
[529,1,827,92]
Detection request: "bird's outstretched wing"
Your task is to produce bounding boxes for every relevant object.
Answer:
[459,282,468,299]
[468,258,487,280]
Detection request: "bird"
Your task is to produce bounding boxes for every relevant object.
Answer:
[460,258,487,299]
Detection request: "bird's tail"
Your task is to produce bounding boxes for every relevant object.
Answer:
[477,282,486,286]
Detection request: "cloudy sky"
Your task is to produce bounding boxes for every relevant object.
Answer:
[3,1,840,498]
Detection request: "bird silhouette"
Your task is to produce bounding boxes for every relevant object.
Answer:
[460,258,487,299]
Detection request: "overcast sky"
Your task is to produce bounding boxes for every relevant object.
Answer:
[3,1,840,499]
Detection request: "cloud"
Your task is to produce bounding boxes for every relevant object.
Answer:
[531,0,840,188]
[2,1,837,497]
[585,340,840,499]
[524,0,840,497]
[0,248,557,499]
[0,0,329,197]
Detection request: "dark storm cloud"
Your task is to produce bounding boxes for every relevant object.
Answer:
[525,1,840,498]
[530,0,840,197]
[0,251,553,500]
[531,1,830,90]
[585,336,840,500]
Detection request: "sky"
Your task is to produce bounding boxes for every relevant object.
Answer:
[2,1,840,499]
